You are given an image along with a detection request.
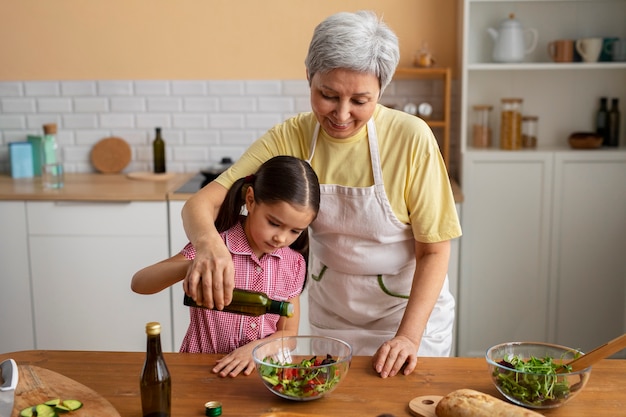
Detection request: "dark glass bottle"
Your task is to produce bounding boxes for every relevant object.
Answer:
[607,98,621,147]
[153,128,166,173]
[596,97,609,146]
[140,322,171,417]
[184,289,294,317]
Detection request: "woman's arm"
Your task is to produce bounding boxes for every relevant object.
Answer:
[211,295,302,377]
[131,253,190,294]
[181,181,235,310]
[371,239,451,378]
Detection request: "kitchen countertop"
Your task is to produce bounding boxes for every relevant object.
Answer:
[0,173,194,202]
[1,350,623,417]
[0,173,464,203]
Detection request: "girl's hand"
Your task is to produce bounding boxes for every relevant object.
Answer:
[212,344,257,377]
[371,335,419,378]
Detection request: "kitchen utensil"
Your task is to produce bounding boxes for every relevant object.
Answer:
[547,39,574,62]
[486,342,591,409]
[252,336,352,401]
[611,38,626,61]
[409,389,544,417]
[409,395,442,417]
[126,171,177,181]
[568,132,603,149]
[90,137,132,174]
[576,38,603,63]
[0,359,18,417]
[559,333,626,373]
[487,13,538,63]
[13,364,121,417]
[201,157,233,181]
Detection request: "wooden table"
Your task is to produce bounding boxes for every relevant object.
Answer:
[1,350,624,416]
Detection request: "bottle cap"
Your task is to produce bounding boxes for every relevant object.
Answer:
[284,303,295,318]
[145,322,161,335]
[43,124,57,135]
[204,401,222,416]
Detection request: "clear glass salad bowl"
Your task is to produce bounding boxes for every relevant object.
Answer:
[252,335,352,401]
[486,341,591,409]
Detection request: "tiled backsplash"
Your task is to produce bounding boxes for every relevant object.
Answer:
[0,79,458,176]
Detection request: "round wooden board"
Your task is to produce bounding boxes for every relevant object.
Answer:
[13,365,121,417]
[90,137,132,174]
[409,395,443,417]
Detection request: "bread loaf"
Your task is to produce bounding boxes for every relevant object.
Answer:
[435,389,543,417]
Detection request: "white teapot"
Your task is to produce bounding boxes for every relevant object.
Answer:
[487,13,538,63]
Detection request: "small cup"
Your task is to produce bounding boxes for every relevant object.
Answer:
[42,162,64,189]
[547,39,574,63]
[600,37,618,62]
[576,37,603,63]
[612,38,626,62]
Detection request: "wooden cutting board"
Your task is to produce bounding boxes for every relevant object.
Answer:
[90,137,132,174]
[409,395,442,417]
[12,365,121,417]
[126,171,177,181]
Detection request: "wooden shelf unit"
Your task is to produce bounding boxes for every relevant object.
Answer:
[393,66,452,168]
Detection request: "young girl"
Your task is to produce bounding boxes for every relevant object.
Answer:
[131,155,320,377]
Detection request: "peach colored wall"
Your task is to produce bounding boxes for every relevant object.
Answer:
[0,0,458,80]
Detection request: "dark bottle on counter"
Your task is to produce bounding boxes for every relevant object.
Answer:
[607,98,621,147]
[596,97,609,146]
[140,322,171,417]
[184,289,294,317]
[153,128,166,173]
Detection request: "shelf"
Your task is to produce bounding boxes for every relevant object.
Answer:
[393,67,452,169]
[468,62,626,70]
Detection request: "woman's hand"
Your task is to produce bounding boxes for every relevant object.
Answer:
[371,335,419,378]
[183,238,235,310]
[212,344,257,377]
[181,181,234,310]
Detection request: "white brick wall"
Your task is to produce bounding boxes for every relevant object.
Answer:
[0,79,458,176]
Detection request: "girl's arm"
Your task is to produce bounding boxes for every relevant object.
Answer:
[211,295,302,378]
[131,253,191,294]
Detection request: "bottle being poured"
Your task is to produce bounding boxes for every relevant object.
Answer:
[183,289,294,317]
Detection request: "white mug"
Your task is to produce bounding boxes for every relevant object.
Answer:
[576,38,603,62]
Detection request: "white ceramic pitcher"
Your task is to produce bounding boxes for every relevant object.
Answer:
[487,13,538,63]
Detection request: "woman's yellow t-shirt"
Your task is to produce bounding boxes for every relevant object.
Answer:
[216,104,461,243]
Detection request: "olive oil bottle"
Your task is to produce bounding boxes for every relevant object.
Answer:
[152,128,166,173]
[183,289,294,317]
[140,322,171,417]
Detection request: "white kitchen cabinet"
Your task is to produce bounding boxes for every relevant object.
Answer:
[26,201,172,352]
[0,201,35,353]
[459,150,626,357]
[549,152,626,354]
[458,151,554,357]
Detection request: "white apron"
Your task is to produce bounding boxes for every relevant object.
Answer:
[306,119,455,356]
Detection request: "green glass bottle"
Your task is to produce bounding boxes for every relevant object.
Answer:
[184,289,294,317]
[140,322,171,417]
[152,128,166,173]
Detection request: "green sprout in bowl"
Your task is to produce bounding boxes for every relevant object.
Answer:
[493,354,585,407]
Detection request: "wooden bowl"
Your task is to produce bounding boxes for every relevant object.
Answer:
[568,132,603,149]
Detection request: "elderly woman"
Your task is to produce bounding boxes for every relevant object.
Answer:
[181,10,461,378]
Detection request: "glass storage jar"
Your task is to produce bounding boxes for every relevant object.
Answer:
[522,115,538,148]
[472,105,493,148]
[500,98,523,150]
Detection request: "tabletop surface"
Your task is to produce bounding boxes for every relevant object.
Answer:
[1,350,624,417]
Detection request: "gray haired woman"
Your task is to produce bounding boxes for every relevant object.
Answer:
[181,10,461,379]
